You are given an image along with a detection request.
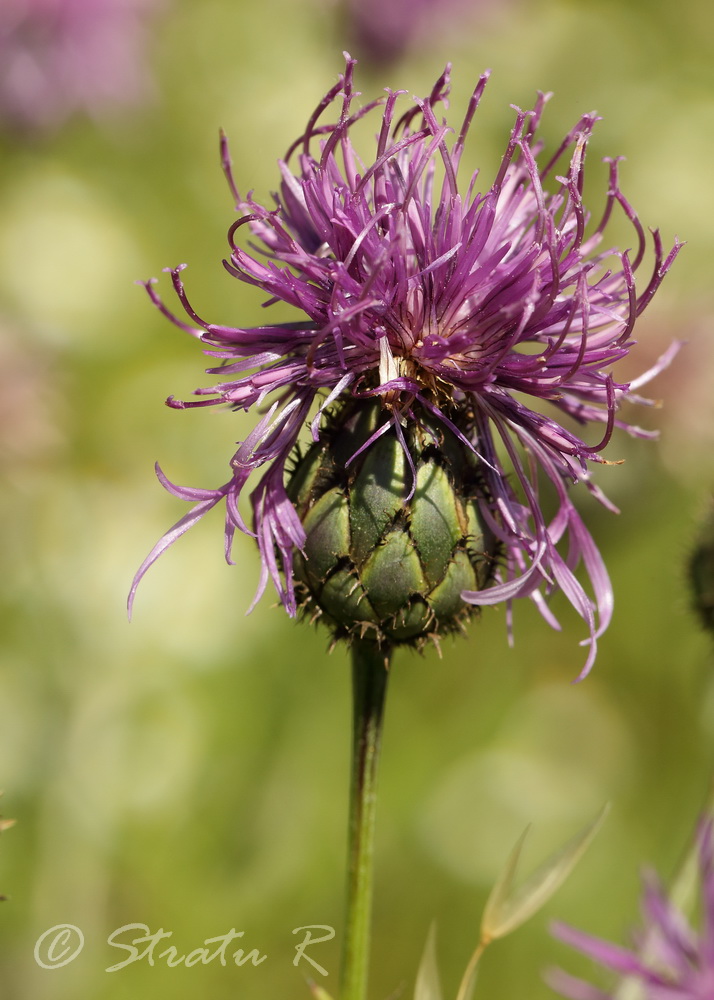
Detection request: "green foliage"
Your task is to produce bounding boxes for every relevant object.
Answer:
[414,808,609,1000]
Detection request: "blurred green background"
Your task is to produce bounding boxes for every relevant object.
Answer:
[1,0,713,997]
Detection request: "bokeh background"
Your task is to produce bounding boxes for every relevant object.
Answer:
[1,0,713,998]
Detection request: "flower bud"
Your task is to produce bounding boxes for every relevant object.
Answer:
[288,404,497,647]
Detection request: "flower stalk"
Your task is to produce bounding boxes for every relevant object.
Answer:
[341,640,391,1000]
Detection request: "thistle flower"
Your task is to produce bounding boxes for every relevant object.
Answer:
[130,57,681,671]
[0,0,161,134]
[550,818,714,1000]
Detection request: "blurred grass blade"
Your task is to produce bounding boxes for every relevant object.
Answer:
[481,804,610,941]
[480,823,531,942]
[667,827,701,917]
[307,981,335,1000]
[414,924,443,1000]
[669,780,714,914]
[454,940,485,1000]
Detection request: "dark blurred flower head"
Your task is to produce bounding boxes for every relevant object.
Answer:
[131,58,680,672]
[551,817,714,999]
[0,0,161,134]
[690,498,714,640]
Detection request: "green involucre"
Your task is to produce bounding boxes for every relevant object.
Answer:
[287,403,496,648]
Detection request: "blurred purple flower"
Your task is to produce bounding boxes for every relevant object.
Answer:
[551,818,714,999]
[342,0,498,68]
[0,0,161,134]
[131,58,680,673]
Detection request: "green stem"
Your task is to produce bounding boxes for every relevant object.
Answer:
[339,640,391,1000]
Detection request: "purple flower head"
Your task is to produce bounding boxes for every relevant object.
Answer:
[551,818,714,1000]
[130,58,681,673]
[0,0,161,134]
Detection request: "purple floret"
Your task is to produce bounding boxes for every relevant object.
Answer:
[551,818,714,999]
[130,57,681,673]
